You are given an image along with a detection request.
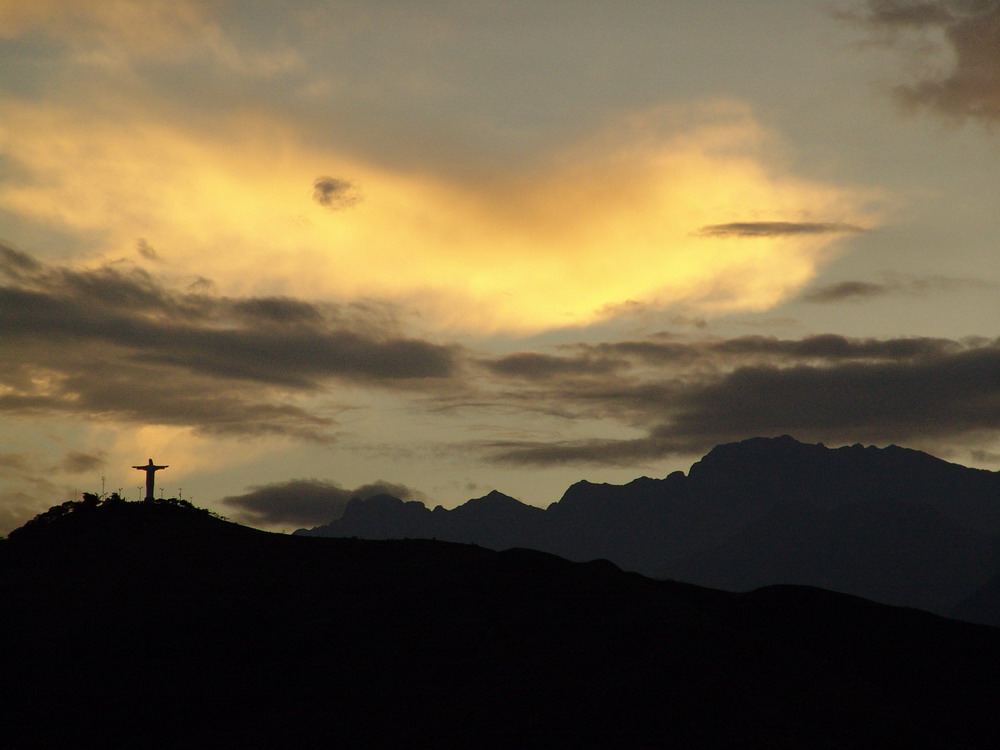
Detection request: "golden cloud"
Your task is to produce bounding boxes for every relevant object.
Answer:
[0,100,880,333]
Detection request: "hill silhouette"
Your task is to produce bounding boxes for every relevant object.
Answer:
[300,435,1000,621]
[4,496,1000,746]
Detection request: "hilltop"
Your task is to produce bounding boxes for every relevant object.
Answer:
[4,495,1000,747]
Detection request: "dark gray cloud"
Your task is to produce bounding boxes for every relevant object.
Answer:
[705,333,961,360]
[800,280,887,303]
[222,478,420,527]
[0,453,31,477]
[0,245,457,440]
[472,334,975,452]
[187,275,215,293]
[589,340,700,364]
[482,352,624,380]
[136,238,161,261]
[848,1,1000,122]
[698,222,864,237]
[479,334,1000,466]
[666,345,1000,446]
[801,274,994,303]
[59,451,105,474]
[231,296,324,325]
[847,0,956,27]
[0,245,42,278]
[590,333,961,364]
[669,314,709,329]
[313,176,361,209]
[17,367,335,441]
[484,333,954,384]
[488,437,670,466]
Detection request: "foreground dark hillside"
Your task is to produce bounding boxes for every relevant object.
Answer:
[3,499,1000,747]
[301,436,1000,621]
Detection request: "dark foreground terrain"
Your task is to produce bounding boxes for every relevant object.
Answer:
[3,497,1000,748]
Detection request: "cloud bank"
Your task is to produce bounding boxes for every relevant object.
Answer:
[222,479,421,527]
[0,246,455,441]
[475,333,1000,466]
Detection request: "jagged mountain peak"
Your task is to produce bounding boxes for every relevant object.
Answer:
[685,434,978,501]
[693,434,960,474]
[465,489,523,506]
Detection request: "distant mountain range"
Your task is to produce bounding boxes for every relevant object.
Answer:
[5,496,1000,746]
[299,435,1000,623]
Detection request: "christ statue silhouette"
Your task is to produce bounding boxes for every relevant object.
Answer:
[133,459,169,501]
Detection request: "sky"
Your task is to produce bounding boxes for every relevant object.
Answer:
[1,0,998,534]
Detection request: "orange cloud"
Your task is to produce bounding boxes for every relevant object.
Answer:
[0,100,880,332]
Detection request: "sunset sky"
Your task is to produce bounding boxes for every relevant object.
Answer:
[1,0,998,533]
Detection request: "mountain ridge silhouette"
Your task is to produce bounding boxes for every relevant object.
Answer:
[299,435,1000,621]
[5,495,1000,746]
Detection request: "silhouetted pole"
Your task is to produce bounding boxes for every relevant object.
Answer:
[133,458,169,501]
